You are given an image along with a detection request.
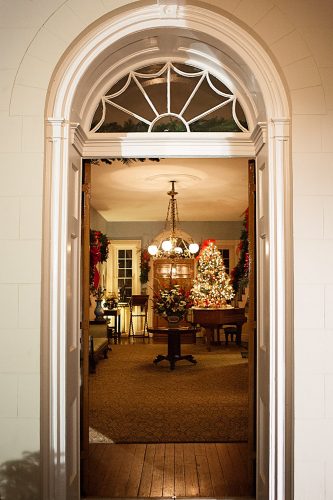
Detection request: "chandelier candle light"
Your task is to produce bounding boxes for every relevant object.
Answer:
[148,181,199,258]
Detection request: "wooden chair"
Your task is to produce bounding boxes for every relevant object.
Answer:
[128,294,149,337]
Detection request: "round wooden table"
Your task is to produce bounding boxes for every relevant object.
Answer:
[147,327,198,370]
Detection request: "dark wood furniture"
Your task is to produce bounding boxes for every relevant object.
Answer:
[128,295,149,337]
[89,336,109,373]
[147,327,198,370]
[189,307,247,350]
[88,321,112,373]
[104,308,121,342]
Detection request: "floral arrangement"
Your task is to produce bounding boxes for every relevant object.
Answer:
[153,284,193,319]
[139,248,151,284]
[90,286,106,300]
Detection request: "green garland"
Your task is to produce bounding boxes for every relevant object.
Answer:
[91,116,248,133]
[90,157,160,165]
[230,209,249,294]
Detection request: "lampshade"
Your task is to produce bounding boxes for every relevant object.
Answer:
[147,244,158,256]
[189,242,199,254]
[147,181,199,258]
[161,239,172,252]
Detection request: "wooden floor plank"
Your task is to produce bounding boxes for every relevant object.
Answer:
[97,443,127,497]
[162,443,175,497]
[174,443,185,497]
[205,443,228,497]
[194,443,214,497]
[225,443,251,496]
[88,444,107,494]
[183,443,199,497]
[138,444,155,498]
[125,444,146,498]
[216,443,246,497]
[226,443,248,476]
[107,444,136,498]
[150,443,165,497]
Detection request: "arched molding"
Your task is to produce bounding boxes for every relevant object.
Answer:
[42,3,293,500]
[46,4,289,120]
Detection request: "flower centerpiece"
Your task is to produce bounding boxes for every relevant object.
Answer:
[153,284,193,323]
[91,286,106,301]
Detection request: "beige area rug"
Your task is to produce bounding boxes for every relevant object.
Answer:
[89,342,248,444]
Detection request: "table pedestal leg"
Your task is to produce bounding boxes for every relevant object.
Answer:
[153,331,197,370]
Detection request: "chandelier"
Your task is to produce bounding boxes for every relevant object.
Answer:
[148,181,199,258]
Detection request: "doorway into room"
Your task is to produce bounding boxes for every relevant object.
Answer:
[41,5,293,500]
[82,156,257,498]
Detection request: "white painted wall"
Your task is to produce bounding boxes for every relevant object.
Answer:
[0,0,332,498]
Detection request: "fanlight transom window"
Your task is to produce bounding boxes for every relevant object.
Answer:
[90,62,249,133]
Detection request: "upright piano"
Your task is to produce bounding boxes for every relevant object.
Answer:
[188,307,247,350]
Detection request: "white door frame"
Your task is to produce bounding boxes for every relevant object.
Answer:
[42,4,293,499]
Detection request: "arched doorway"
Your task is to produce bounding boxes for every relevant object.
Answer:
[41,3,293,499]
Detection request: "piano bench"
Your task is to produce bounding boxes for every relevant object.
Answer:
[223,326,239,344]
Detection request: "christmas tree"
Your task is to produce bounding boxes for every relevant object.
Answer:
[191,240,234,308]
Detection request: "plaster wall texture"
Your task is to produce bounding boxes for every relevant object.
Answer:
[0,0,332,498]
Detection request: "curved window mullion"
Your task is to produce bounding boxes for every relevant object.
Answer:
[171,63,206,78]
[105,73,132,100]
[105,98,152,126]
[91,98,107,133]
[167,63,171,113]
[206,73,233,99]
[149,113,190,132]
[179,72,206,118]
[187,97,234,125]
[232,99,249,132]
[133,62,169,79]
[132,74,159,117]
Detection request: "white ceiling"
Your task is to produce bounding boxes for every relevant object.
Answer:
[90,157,248,222]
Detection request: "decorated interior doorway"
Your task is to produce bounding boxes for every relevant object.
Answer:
[81,156,256,498]
[42,4,292,500]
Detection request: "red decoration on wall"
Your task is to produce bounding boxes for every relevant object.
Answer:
[90,230,109,290]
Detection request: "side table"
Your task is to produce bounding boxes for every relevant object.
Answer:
[147,327,198,370]
[103,309,121,342]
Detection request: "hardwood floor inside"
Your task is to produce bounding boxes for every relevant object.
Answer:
[88,442,253,498]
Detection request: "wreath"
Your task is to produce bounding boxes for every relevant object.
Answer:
[139,248,151,284]
[90,230,110,290]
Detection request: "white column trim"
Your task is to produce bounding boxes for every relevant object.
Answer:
[267,117,293,500]
[72,126,257,158]
[42,117,70,499]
